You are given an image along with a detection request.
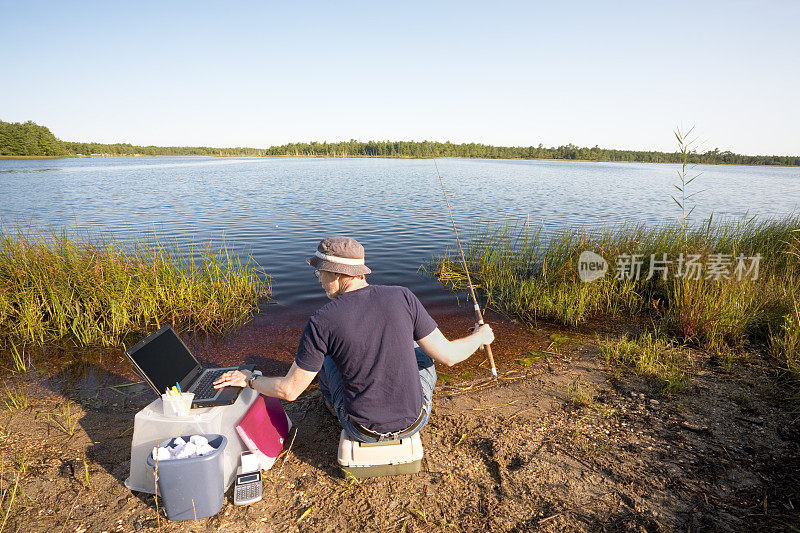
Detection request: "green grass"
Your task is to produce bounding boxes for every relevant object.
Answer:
[772,297,800,375]
[0,472,20,533]
[730,391,755,410]
[0,225,270,354]
[13,456,28,476]
[7,342,28,373]
[2,383,28,410]
[599,332,691,393]
[83,460,91,490]
[566,379,595,407]
[433,214,800,375]
[48,401,77,436]
[518,350,547,367]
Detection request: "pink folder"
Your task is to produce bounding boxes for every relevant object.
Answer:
[235,395,292,470]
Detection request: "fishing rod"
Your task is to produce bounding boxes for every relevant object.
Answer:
[433,156,497,378]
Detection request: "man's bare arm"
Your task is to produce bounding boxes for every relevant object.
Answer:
[213,362,317,401]
[417,325,494,367]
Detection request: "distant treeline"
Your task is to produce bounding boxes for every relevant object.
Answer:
[0,120,265,158]
[63,141,265,157]
[263,140,800,166]
[0,120,69,157]
[2,119,799,166]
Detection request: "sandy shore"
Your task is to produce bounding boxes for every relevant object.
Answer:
[2,313,799,531]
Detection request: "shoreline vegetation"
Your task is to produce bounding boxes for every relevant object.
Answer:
[433,213,800,389]
[0,226,270,358]
[2,119,799,166]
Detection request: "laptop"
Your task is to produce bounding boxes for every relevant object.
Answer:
[125,324,254,408]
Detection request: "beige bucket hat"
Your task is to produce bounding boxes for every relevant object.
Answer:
[307,236,372,276]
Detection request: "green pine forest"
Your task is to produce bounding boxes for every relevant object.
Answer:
[1,119,798,166]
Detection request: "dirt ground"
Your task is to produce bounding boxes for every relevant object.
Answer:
[2,315,799,532]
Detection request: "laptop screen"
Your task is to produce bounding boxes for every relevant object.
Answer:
[127,326,199,394]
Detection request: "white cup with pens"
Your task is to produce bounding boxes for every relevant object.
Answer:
[162,382,194,417]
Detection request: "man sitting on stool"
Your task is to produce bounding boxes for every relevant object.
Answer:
[213,236,494,443]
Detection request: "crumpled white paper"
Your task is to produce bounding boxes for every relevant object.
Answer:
[151,435,215,461]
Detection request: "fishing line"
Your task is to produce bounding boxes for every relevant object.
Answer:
[432,157,497,378]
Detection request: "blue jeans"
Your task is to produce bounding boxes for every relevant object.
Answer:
[318,347,437,443]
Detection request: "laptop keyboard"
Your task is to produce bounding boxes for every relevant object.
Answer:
[192,369,226,400]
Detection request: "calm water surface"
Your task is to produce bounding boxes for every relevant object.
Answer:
[1,157,798,314]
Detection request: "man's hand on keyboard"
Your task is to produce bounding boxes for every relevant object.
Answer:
[213,369,252,389]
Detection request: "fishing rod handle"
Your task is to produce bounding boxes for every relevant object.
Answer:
[473,305,498,377]
[485,342,497,378]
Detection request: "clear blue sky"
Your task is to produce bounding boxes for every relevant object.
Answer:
[1,1,798,155]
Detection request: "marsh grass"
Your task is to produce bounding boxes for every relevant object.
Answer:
[82,460,91,490]
[13,456,27,477]
[434,220,661,326]
[0,472,19,533]
[433,214,800,372]
[599,332,691,393]
[409,508,428,522]
[48,401,77,436]
[0,225,270,354]
[566,379,595,407]
[772,297,800,375]
[2,383,28,410]
[7,343,28,374]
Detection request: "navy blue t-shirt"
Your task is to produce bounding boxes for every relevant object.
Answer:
[294,285,438,433]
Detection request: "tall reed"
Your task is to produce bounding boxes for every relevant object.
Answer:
[0,225,270,351]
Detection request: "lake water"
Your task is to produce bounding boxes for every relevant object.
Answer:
[1,157,798,314]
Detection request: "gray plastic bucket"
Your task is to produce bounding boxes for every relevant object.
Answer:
[146,434,227,521]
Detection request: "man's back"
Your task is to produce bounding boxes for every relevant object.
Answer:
[294,285,437,433]
[211,235,492,444]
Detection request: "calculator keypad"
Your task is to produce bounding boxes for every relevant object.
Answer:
[235,482,262,503]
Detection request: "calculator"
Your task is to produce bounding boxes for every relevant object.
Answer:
[233,467,263,505]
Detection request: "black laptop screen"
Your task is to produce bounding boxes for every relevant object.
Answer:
[128,327,199,394]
